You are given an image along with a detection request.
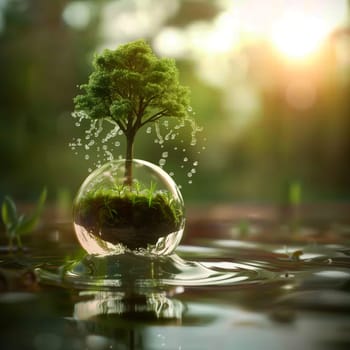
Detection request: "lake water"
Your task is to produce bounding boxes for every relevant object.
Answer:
[0,205,349,349]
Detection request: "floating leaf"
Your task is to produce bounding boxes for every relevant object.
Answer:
[290,250,303,261]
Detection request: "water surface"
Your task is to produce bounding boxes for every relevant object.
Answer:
[0,215,349,350]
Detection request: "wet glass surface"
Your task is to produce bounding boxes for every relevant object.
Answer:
[0,211,350,350]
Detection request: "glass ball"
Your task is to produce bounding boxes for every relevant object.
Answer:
[73,159,185,256]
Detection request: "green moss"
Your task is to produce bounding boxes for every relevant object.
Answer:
[75,187,183,250]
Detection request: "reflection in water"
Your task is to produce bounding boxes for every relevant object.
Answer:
[74,290,184,323]
[70,290,184,350]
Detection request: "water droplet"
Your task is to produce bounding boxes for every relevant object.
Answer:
[193,161,198,166]
[88,168,92,172]
[105,150,114,161]
[164,133,171,141]
[155,122,164,144]
[71,102,204,182]
[85,154,90,160]
[187,172,192,177]
[75,122,80,127]
[169,172,174,176]
[188,180,192,184]
[159,159,166,167]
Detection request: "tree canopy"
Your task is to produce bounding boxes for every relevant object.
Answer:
[74,39,190,142]
[73,39,191,184]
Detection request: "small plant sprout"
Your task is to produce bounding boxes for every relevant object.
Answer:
[238,219,250,238]
[73,39,192,186]
[148,181,157,207]
[288,181,302,233]
[289,181,302,207]
[1,188,47,250]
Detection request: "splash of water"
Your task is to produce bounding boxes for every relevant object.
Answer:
[70,107,204,184]
[149,111,204,185]
[70,113,124,172]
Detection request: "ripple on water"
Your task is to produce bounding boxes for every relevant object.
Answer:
[36,253,268,290]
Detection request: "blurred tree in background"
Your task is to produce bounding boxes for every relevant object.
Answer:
[0,0,350,205]
[0,0,100,200]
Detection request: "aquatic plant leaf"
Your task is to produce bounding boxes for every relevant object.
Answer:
[1,196,18,232]
[16,188,47,235]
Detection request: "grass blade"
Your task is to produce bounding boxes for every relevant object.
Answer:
[1,196,18,231]
[16,188,47,235]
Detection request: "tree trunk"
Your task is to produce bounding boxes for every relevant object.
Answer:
[124,134,134,186]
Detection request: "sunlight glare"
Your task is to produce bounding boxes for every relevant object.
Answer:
[271,12,332,60]
[206,12,239,54]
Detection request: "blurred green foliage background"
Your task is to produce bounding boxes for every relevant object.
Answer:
[1,0,350,205]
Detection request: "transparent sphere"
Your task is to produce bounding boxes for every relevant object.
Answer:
[73,159,185,256]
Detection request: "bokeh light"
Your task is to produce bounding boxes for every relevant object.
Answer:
[62,1,93,30]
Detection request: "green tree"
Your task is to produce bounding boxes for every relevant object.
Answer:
[74,39,190,185]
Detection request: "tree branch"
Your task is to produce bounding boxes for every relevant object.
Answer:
[140,109,168,126]
[110,117,127,132]
[140,94,161,112]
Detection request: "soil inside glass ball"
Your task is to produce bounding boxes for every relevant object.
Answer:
[73,159,185,255]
